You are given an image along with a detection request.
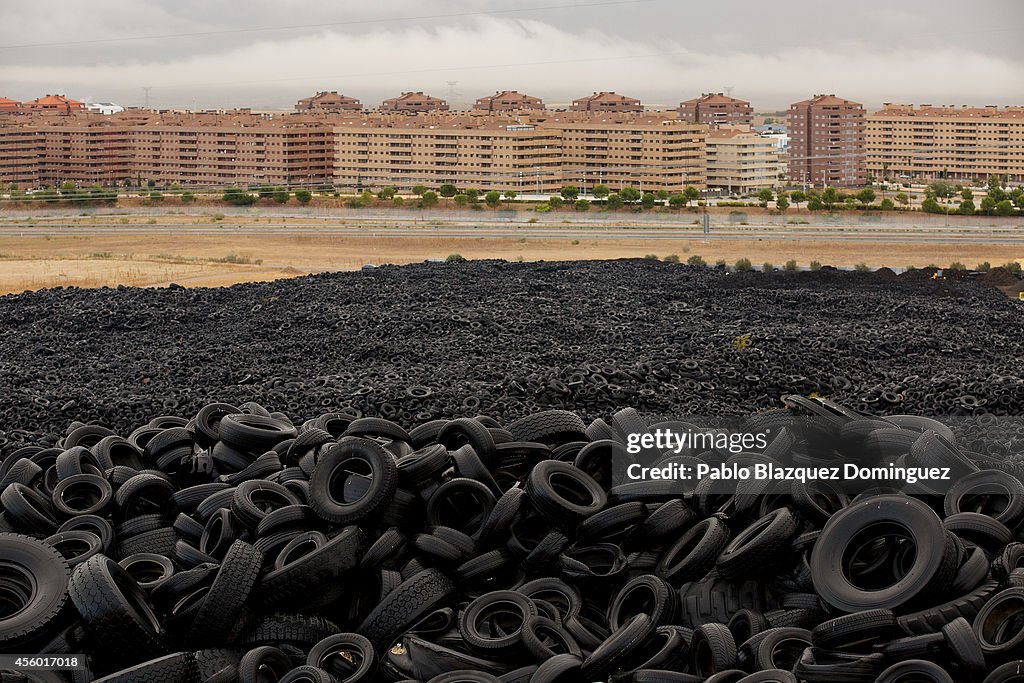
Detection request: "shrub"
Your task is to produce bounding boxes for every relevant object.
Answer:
[181,192,195,203]
[687,255,706,266]
[715,259,727,268]
[574,199,590,212]
[784,259,798,272]
[880,198,895,211]
[1003,261,1022,274]
[606,194,624,210]
[809,260,822,271]
[976,261,991,273]
[392,196,404,207]
[273,189,290,204]
[854,262,871,273]
[548,196,564,209]
[377,187,396,200]
[643,254,659,261]
[762,262,774,272]
[948,262,966,270]
[534,204,551,213]
[734,257,753,272]
[663,254,680,263]
[446,253,466,263]
[294,189,312,204]
[222,187,256,205]
[571,239,580,245]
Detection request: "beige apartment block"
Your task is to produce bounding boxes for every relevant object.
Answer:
[380,92,449,113]
[333,119,563,192]
[677,93,753,127]
[295,91,362,113]
[788,94,865,187]
[866,104,1024,184]
[549,116,705,194]
[473,91,544,112]
[705,128,781,193]
[571,92,643,113]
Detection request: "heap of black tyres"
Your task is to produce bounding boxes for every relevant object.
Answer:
[1,260,1024,455]
[1,396,1024,682]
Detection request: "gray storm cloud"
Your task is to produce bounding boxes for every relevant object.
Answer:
[0,1,1021,110]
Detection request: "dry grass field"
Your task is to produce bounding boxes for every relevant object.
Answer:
[0,215,1021,294]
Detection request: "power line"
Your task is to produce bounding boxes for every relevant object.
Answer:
[0,1,655,50]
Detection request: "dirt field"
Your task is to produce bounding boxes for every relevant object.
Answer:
[1,227,1022,296]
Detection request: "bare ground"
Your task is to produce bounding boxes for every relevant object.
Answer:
[1,224,1022,295]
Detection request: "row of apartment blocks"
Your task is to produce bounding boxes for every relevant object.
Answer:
[0,109,707,194]
[2,93,1022,191]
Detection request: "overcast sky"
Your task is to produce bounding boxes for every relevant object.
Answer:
[1,0,1021,112]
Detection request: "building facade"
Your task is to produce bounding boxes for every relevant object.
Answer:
[23,95,85,113]
[295,91,362,113]
[866,104,1024,184]
[380,92,449,113]
[473,91,544,112]
[705,129,781,193]
[787,94,865,187]
[571,92,643,113]
[677,93,753,126]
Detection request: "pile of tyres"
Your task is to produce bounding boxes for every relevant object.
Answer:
[1,396,1023,682]
[2,260,1024,458]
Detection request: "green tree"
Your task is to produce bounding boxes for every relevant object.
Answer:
[822,187,839,208]
[592,184,609,200]
[560,185,580,201]
[958,199,975,215]
[503,190,517,202]
[995,200,1015,216]
[668,194,687,209]
[574,199,591,211]
[987,175,1007,202]
[734,257,753,272]
[960,188,973,201]
[464,188,480,203]
[686,255,706,266]
[948,262,966,270]
[921,197,942,213]
[757,188,774,207]
[439,183,458,201]
[223,187,256,205]
[420,191,438,207]
[641,192,656,209]
[149,191,163,202]
[856,188,876,207]
[272,188,289,203]
[790,190,806,211]
[975,262,991,272]
[880,198,895,211]
[776,195,790,212]
[255,185,274,199]
[980,196,997,214]
[412,184,427,197]
[454,193,469,206]
[548,195,564,209]
[927,180,956,199]
[895,192,909,205]
[784,259,798,272]
[807,196,824,211]
[294,189,312,204]
[656,190,670,201]
[683,186,700,207]
[763,262,774,272]
[484,190,501,208]
[392,196,404,207]
[606,194,624,210]
[181,192,195,203]
[620,186,641,203]
[809,260,822,271]
[377,187,396,200]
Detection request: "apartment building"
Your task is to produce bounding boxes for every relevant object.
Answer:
[788,94,865,187]
[0,97,20,113]
[550,116,705,194]
[677,93,753,127]
[333,118,563,192]
[571,92,643,113]
[473,91,544,112]
[295,91,362,113]
[24,94,86,113]
[705,128,781,193]
[0,112,335,188]
[866,104,1024,183]
[380,92,449,113]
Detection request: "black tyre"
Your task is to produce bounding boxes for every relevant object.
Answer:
[357,568,455,651]
[0,534,71,649]
[310,437,397,524]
